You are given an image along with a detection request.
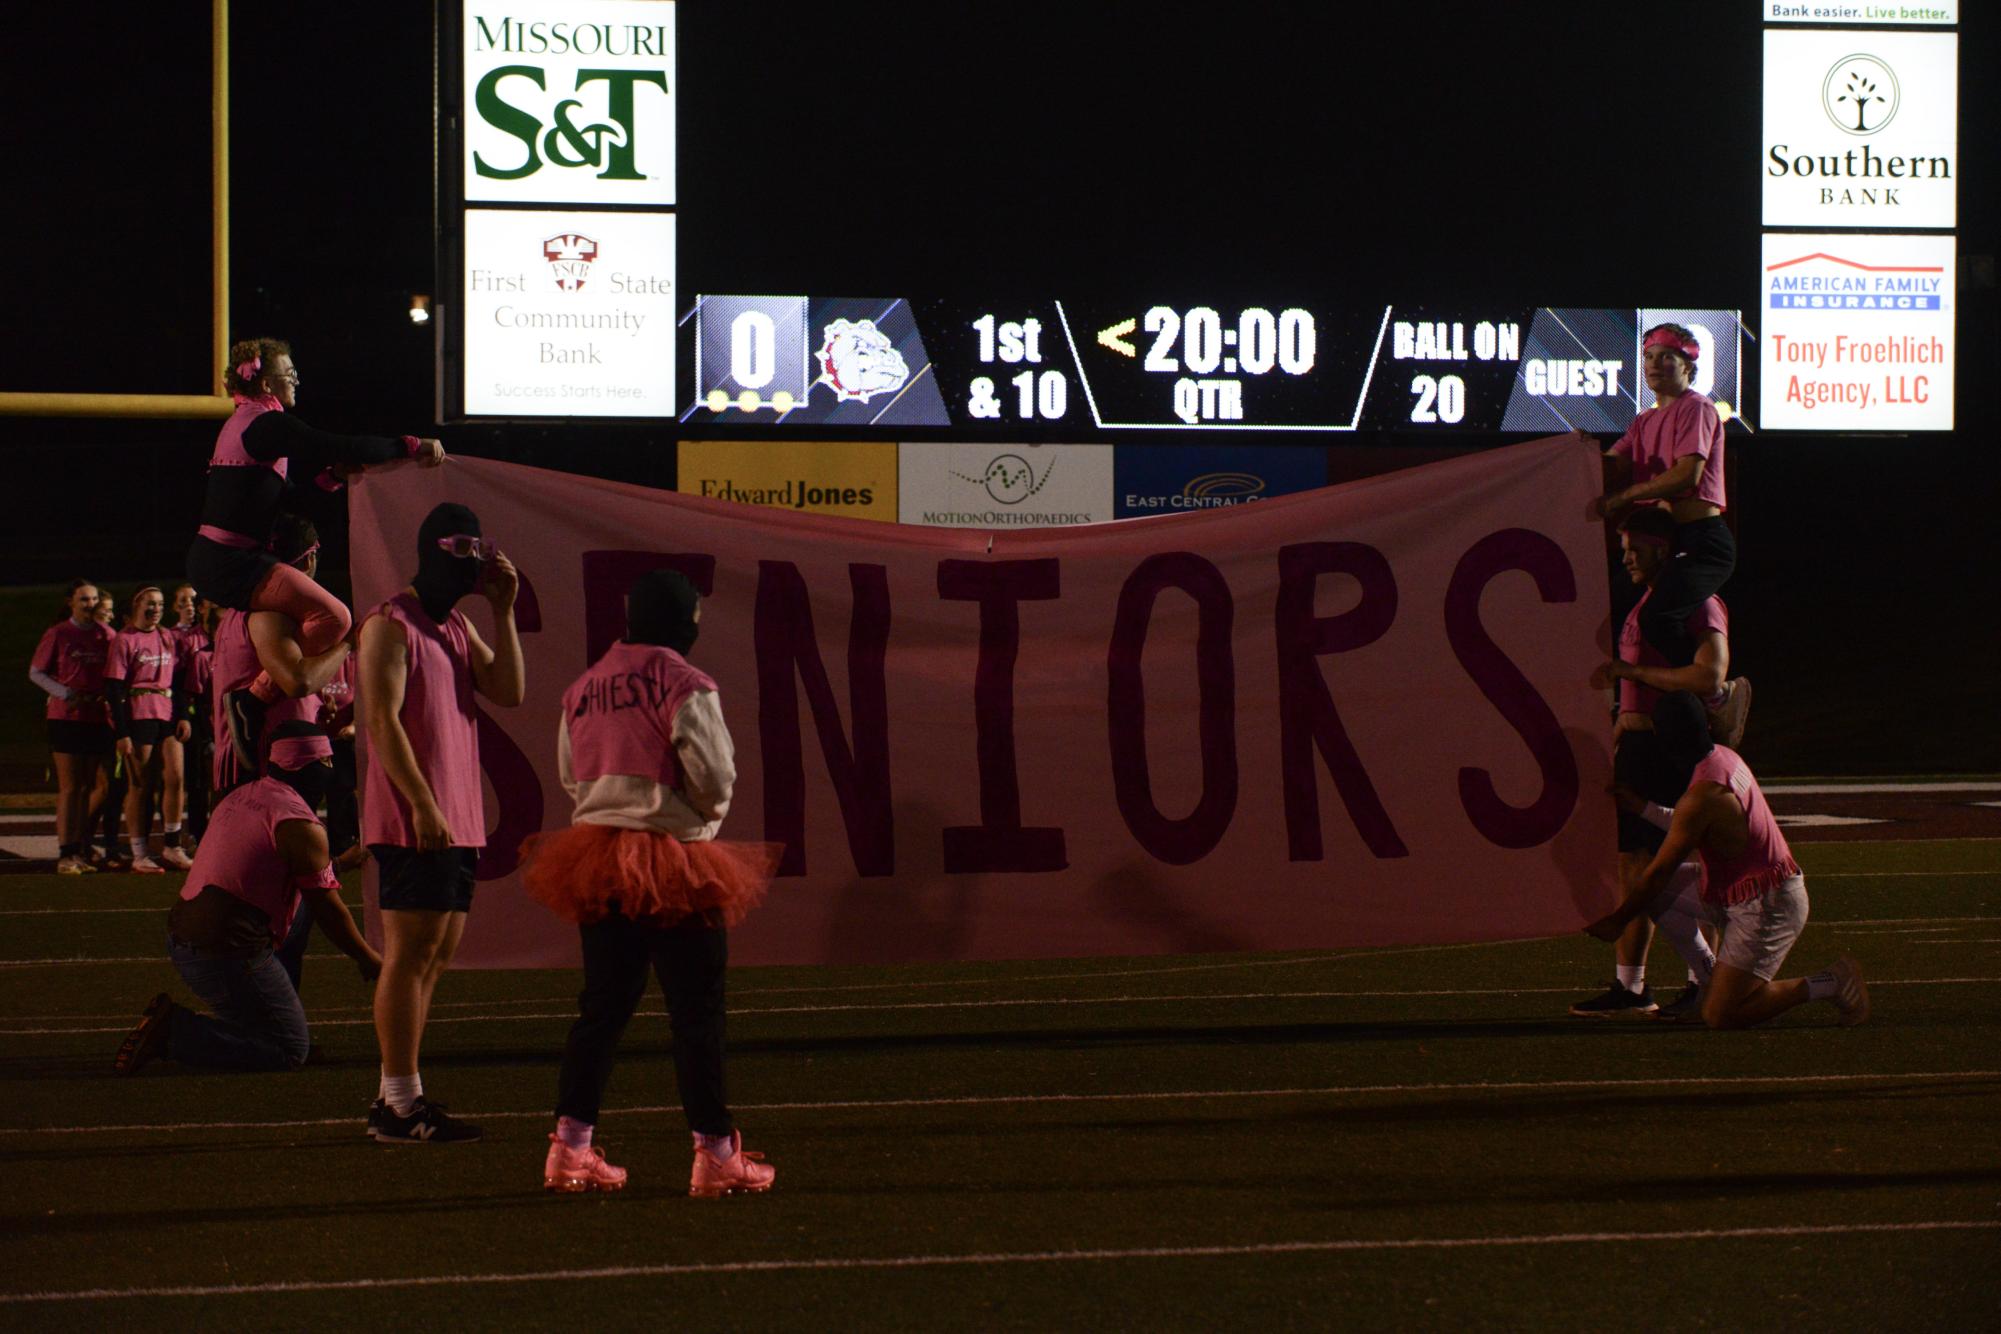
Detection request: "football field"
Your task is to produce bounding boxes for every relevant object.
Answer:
[1,817,1997,1328]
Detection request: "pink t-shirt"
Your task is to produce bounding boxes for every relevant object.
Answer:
[1618,589,1728,716]
[1611,391,1727,511]
[360,594,486,849]
[179,777,336,945]
[104,627,179,721]
[1691,745,1800,906]
[211,611,332,782]
[32,619,114,723]
[562,641,717,789]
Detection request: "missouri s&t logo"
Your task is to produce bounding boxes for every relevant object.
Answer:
[474,66,667,181]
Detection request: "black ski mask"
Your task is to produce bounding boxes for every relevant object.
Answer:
[413,503,486,621]
[624,569,700,654]
[270,757,333,812]
[1651,691,1715,790]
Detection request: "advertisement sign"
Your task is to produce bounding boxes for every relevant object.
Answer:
[677,440,898,521]
[1763,29,1958,229]
[898,442,1115,528]
[1114,446,1326,519]
[1764,2,1956,24]
[463,209,675,417]
[1759,233,1953,431]
[350,443,1615,967]
[463,0,676,206]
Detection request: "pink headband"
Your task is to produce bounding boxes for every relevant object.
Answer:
[235,353,263,382]
[1642,327,1699,363]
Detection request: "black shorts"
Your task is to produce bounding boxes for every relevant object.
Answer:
[372,845,479,913]
[48,720,113,756]
[126,719,172,746]
[1614,729,1683,855]
[187,534,280,611]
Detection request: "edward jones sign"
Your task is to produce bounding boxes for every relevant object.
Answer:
[464,0,676,206]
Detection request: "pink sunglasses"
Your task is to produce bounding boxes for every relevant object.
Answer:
[435,535,496,560]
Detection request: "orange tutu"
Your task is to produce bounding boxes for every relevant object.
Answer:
[519,824,781,927]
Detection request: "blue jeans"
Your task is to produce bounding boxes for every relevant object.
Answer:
[168,933,311,1072]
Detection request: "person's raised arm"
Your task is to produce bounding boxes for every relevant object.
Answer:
[358,614,452,850]
[248,611,350,699]
[464,553,524,707]
[276,816,380,980]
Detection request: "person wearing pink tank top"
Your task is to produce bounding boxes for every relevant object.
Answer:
[1570,507,1741,1023]
[518,569,780,1196]
[358,502,525,1144]
[1589,693,1869,1031]
[113,760,381,1076]
[209,516,349,795]
[1595,323,1737,672]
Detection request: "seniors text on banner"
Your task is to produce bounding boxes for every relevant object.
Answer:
[348,438,1616,968]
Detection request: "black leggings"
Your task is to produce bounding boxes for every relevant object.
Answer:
[554,909,732,1135]
[1639,516,1736,668]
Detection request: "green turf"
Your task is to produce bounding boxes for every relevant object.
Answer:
[1,840,1997,1328]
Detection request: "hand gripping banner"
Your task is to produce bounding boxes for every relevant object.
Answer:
[349,436,1616,967]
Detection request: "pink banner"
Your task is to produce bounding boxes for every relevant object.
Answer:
[348,437,1616,967]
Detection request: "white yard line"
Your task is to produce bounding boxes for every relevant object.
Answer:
[3,1219,1997,1304]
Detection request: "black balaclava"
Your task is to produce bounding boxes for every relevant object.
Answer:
[624,569,700,654]
[1651,691,1715,790]
[270,757,333,812]
[412,503,485,621]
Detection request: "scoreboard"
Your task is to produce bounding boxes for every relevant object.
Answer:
[674,296,1747,435]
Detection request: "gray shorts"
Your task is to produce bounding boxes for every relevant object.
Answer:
[1711,876,1808,981]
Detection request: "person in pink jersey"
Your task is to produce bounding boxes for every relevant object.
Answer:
[28,579,115,874]
[188,337,444,772]
[519,569,780,1196]
[1588,692,1868,1030]
[1571,507,1744,1022]
[113,757,381,1075]
[1596,323,1737,670]
[103,587,188,874]
[156,583,203,866]
[359,503,524,1144]
[209,516,349,796]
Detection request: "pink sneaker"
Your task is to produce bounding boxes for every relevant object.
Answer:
[159,846,194,871]
[542,1133,627,1193]
[129,856,166,875]
[689,1129,775,1198]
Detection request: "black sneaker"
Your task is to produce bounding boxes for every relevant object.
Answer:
[1653,983,1705,1024]
[1568,982,1658,1018]
[371,1096,482,1144]
[224,688,267,773]
[366,1098,386,1137]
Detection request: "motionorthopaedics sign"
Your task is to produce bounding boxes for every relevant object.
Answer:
[463,0,676,206]
[350,442,1617,968]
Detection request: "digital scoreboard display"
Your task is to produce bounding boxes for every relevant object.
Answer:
[674,296,1748,435]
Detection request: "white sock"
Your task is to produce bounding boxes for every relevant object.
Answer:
[1805,971,1838,1000]
[695,1130,736,1160]
[1614,964,1645,993]
[164,822,181,838]
[1648,862,1715,987]
[384,1072,423,1116]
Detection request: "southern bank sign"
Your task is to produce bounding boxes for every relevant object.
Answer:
[1761,28,1956,229]
[463,0,676,206]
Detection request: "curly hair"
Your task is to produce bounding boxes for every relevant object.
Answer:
[223,337,293,396]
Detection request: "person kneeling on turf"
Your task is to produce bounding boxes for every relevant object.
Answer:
[1586,693,1868,1031]
[519,570,781,1197]
[115,756,381,1074]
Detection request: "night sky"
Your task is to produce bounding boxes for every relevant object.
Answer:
[1,2,1995,768]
